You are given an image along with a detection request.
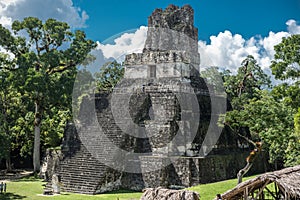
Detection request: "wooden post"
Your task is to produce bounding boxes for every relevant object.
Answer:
[274,182,279,200]
[255,180,270,200]
[265,186,277,199]
[244,187,249,200]
[284,191,287,200]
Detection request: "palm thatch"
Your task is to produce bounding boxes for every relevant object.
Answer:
[221,165,300,200]
[140,187,200,200]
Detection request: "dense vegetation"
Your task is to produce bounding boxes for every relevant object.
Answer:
[0,16,299,173]
[0,17,96,171]
[203,35,300,168]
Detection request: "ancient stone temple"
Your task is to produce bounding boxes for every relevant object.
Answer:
[44,5,266,195]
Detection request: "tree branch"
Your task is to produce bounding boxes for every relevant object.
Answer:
[46,61,76,75]
[0,66,17,71]
[225,122,256,147]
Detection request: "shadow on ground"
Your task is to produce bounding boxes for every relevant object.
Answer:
[0,193,26,199]
[104,189,142,194]
[12,174,40,182]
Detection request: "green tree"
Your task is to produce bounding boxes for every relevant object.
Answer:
[271,34,300,126]
[271,82,300,110]
[95,61,124,92]
[200,66,225,93]
[270,34,300,80]
[223,53,299,169]
[295,108,300,136]
[0,17,96,172]
[220,56,273,182]
[0,53,23,170]
[11,112,34,159]
[285,108,300,166]
[225,91,295,166]
[72,69,95,119]
[221,55,271,115]
[270,34,300,167]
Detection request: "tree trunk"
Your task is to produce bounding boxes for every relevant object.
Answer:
[237,162,253,184]
[33,101,41,172]
[5,154,12,172]
[237,142,262,184]
[3,94,12,172]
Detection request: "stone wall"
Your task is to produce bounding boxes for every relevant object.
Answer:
[51,79,265,194]
[140,153,267,189]
[47,4,269,195]
[40,149,62,182]
[124,4,200,80]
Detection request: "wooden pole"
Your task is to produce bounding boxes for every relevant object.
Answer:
[274,182,279,200]
[244,187,249,200]
[265,186,277,199]
[255,180,270,199]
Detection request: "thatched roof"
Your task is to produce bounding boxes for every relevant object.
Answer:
[221,165,300,200]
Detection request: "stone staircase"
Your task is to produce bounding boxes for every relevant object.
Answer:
[58,143,108,194]
[54,93,127,194]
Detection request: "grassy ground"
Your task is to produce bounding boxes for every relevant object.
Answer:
[0,175,255,200]
[188,176,254,199]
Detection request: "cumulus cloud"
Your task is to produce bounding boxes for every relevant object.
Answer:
[258,31,290,69]
[84,48,115,74]
[3,0,296,80]
[0,0,88,28]
[77,27,148,75]
[198,31,261,72]
[286,19,300,34]
[95,19,300,79]
[199,20,300,74]
[0,16,13,28]
[96,26,148,62]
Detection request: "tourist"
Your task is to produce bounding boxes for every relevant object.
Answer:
[0,182,3,193]
[3,183,6,193]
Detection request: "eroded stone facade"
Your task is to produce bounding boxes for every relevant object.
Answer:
[46,5,267,194]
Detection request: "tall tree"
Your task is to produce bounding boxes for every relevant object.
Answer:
[270,34,300,109]
[200,66,225,93]
[223,55,271,106]
[95,61,124,91]
[270,34,300,81]
[225,91,295,167]
[270,34,300,167]
[0,17,96,172]
[221,55,272,182]
[0,53,21,170]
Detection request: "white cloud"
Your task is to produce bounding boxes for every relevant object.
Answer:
[1,0,298,78]
[286,19,300,34]
[0,0,88,28]
[94,19,299,85]
[96,20,300,75]
[261,31,290,58]
[198,31,261,71]
[0,0,20,27]
[96,26,148,62]
[199,19,300,74]
[0,16,13,28]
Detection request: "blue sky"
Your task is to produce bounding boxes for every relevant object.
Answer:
[0,0,299,73]
[72,0,300,43]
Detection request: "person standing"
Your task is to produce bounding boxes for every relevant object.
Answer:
[0,182,3,193]
[3,182,6,193]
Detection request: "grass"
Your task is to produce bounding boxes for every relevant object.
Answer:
[0,175,257,200]
[0,176,142,200]
[188,176,255,199]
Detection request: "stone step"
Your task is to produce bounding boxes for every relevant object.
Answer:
[54,142,112,195]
